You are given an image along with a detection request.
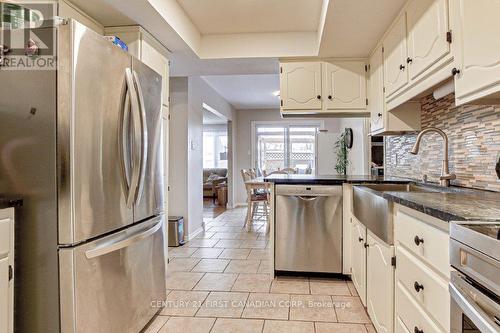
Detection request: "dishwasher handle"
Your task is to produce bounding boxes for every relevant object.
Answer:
[297,196,320,201]
[275,185,343,197]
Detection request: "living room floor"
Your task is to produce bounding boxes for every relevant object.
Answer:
[145,207,374,333]
[203,197,226,219]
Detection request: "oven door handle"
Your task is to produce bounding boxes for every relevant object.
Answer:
[450,281,500,333]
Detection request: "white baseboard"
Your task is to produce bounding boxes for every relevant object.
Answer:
[186,226,204,241]
[234,202,248,207]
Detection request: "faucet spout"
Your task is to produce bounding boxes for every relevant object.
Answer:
[410,127,456,187]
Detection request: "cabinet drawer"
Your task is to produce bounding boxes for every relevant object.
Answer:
[0,218,10,257]
[396,246,449,330]
[395,210,449,277]
[396,282,446,333]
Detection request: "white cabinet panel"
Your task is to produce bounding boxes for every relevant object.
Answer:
[350,218,367,305]
[369,45,385,133]
[0,257,8,333]
[453,0,500,105]
[367,232,394,333]
[280,62,322,110]
[0,219,9,257]
[384,14,409,97]
[407,0,450,82]
[323,61,367,110]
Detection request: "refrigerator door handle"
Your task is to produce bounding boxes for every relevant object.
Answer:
[124,68,142,208]
[119,80,132,205]
[85,219,162,259]
[132,70,148,204]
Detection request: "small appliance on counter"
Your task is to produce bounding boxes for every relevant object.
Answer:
[168,216,186,246]
[449,222,500,333]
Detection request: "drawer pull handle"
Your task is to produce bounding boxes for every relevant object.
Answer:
[414,236,424,246]
[414,327,424,333]
[358,237,364,243]
[414,281,424,292]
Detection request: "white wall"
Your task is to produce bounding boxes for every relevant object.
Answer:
[169,76,235,238]
[233,109,369,205]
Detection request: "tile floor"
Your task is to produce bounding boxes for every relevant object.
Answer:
[144,207,374,333]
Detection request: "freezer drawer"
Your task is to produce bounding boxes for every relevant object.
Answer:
[59,216,166,333]
[275,185,343,273]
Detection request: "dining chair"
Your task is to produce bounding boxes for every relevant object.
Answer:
[241,169,270,233]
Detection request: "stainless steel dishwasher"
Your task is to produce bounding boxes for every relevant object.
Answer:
[275,185,343,273]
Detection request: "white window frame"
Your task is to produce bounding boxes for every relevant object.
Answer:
[251,120,324,174]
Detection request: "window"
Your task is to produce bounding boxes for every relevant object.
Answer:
[203,129,228,168]
[253,122,319,174]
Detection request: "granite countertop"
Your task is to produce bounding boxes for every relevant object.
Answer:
[264,174,413,185]
[0,196,23,209]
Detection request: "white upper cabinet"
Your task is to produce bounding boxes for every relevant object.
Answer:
[384,14,409,97]
[369,45,385,133]
[407,0,450,81]
[280,62,322,110]
[453,0,500,105]
[323,61,367,110]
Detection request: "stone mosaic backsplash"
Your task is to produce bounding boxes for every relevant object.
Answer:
[385,93,500,192]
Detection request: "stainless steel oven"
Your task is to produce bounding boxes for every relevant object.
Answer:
[450,222,500,333]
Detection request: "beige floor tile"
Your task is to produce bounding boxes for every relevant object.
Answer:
[191,248,224,259]
[219,248,251,260]
[210,318,264,333]
[247,249,271,260]
[194,273,238,291]
[159,317,215,333]
[258,260,271,274]
[185,238,219,248]
[168,258,201,272]
[316,323,368,333]
[239,240,268,249]
[289,294,337,322]
[225,260,261,273]
[310,280,351,296]
[263,320,314,333]
[192,259,230,273]
[160,290,209,316]
[196,291,249,318]
[242,293,290,320]
[166,272,205,290]
[195,232,216,239]
[214,239,242,248]
[168,247,198,258]
[365,324,376,333]
[332,296,371,323]
[270,277,310,294]
[347,281,358,296]
[143,316,169,333]
[232,273,272,293]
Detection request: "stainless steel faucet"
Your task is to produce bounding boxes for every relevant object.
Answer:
[410,127,456,187]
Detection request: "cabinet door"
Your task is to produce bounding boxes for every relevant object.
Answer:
[454,0,500,104]
[384,14,408,97]
[367,233,395,333]
[350,219,367,305]
[323,61,367,110]
[280,62,322,110]
[369,45,385,133]
[407,0,450,81]
[0,257,9,333]
[141,40,169,106]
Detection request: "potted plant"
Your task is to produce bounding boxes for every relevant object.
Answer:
[334,129,352,175]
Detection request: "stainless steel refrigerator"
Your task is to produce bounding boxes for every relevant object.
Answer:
[0,19,166,332]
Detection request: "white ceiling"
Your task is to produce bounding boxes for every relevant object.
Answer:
[177,0,323,34]
[202,75,280,110]
[203,108,227,125]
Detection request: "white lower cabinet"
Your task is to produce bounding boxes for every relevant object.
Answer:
[350,217,367,305]
[367,232,395,333]
[0,208,14,333]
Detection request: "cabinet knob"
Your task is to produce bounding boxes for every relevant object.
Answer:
[364,243,370,248]
[452,67,461,76]
[328,95,332,100]
[407,57,413,64]
[317,95,322,100]
[358,237,364,243]
[414,235,424,246]
[378,113,382,117]
[399,64,405,70]
[414,327,424,333]
[414,281,424,292]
